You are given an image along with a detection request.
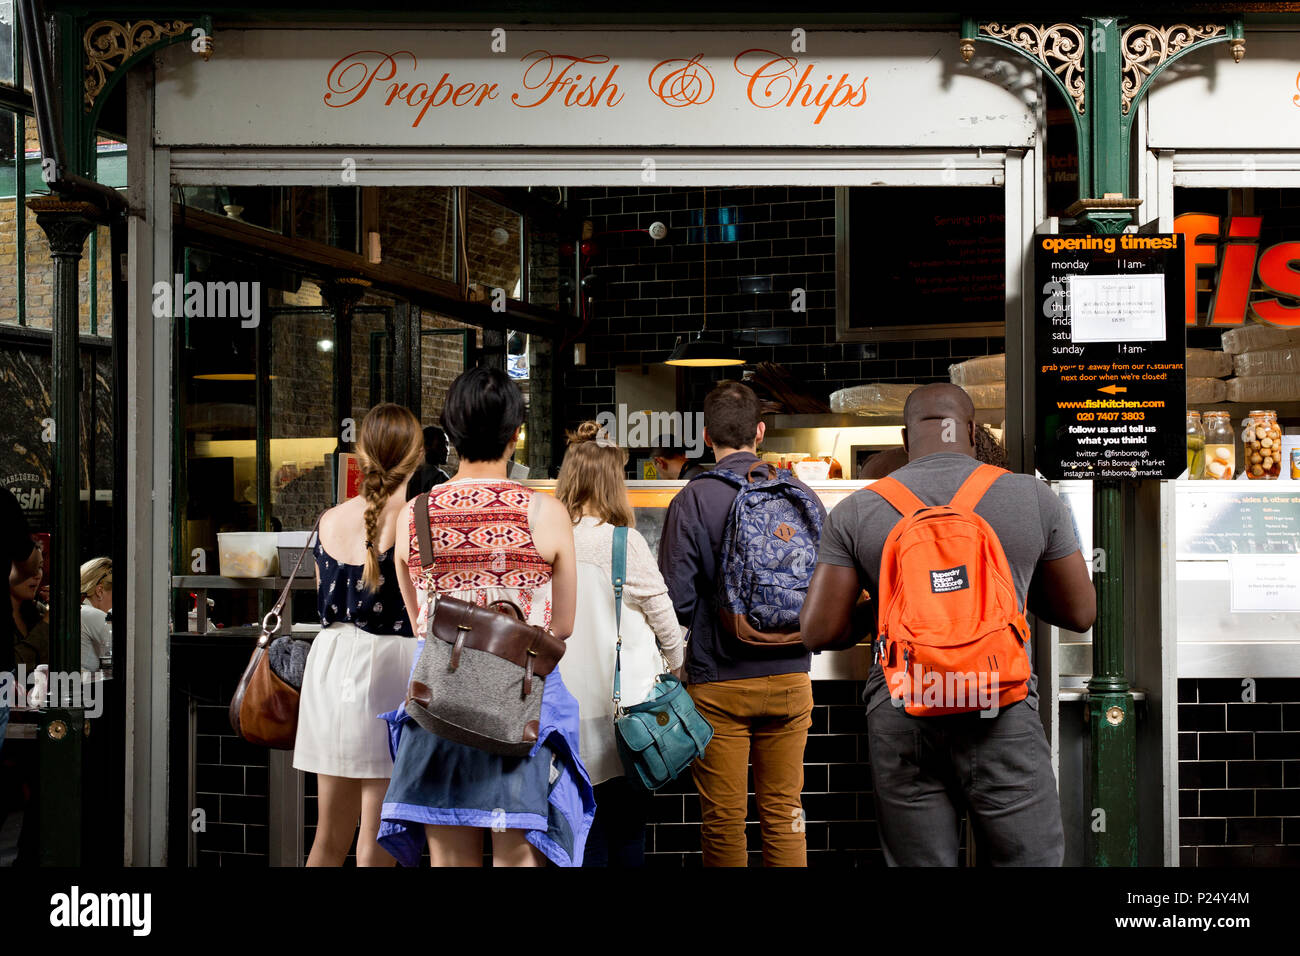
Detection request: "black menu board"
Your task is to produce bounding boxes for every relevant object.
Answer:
[1034,233,1186,480]
[840,187,1005,339]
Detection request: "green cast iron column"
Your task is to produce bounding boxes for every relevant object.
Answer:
[29,197,102,866]
[1081,16,1138,867]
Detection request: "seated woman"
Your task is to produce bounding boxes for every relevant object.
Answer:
[10,546,48,670]
[379,367,591,867]
[79,557,113,673]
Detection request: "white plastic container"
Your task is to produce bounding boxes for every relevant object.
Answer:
[218,532,280,577]
[792,459,832,482]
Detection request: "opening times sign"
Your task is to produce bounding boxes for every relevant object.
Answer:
[1035,233,1186,480]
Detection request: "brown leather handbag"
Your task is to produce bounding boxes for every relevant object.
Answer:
[405,493,566,755]
[228,517,320,749]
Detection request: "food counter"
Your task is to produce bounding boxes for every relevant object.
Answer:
[524,478,878,680]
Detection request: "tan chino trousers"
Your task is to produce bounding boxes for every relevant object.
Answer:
[687,672,814,866]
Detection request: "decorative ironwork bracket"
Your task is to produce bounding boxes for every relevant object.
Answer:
[83,17,214,114]
[960,16,1244,119]
[959,15,1244,217]
[1119,22,1243,115]
[965,20,1087,114]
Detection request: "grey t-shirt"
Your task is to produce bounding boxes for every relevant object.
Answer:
[816,453,1081,714]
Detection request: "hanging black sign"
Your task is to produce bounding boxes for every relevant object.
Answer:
[1034,233,1186,480]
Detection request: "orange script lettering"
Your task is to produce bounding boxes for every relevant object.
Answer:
[732,48,868,124]
[324,50,499,127]
[513,51,625,108]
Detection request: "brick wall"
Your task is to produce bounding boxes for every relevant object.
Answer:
[269,310,335,530]
[1178,677,1300,866]
[0,198,113,333]
[566,186,1004,427]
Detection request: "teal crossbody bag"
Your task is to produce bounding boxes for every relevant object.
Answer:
[610,525,714,790]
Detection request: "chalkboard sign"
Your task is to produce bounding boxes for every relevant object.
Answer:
[836,186,1006,342]
[1177,486,1300,559]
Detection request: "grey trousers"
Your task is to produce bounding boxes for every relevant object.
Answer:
[866,698,1065,866]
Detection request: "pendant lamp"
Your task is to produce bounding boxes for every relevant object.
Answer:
[665,187,745,367]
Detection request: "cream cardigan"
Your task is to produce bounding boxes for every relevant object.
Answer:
[559,516,685,785]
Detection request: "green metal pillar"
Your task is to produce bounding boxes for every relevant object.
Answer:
[965,12,1243,865]
[29,196,103,866]
[1078,15,1139,868]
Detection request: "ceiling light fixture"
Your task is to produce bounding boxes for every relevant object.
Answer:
[665,186,745,368]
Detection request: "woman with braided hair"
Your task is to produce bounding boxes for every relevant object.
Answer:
[294,402,424,865]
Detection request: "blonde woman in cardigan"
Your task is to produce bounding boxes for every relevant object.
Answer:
[555,421,685,867]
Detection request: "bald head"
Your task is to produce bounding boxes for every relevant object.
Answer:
[901,383,976,461]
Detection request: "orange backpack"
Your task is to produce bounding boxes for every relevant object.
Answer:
[870,463,1031,716]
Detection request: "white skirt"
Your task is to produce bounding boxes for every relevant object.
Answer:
[292,622,417,779]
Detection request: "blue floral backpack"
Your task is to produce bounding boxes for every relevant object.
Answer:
[695,462,824,652]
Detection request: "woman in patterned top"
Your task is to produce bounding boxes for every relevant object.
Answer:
[379,367,590,867]
[294,403,423,866]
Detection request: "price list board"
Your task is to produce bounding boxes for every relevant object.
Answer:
[1176,485,1300,558]
[1034,234,1186,480]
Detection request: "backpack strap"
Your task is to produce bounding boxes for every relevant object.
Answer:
[611,524,628,715]
[948,463,1008,513]
[413,493,434,569]
[869,476,927,518]
[692,468,744,488]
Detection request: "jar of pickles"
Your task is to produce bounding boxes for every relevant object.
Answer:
[1202,411,1236,480]
[1243,409,1282,479]
[1186,411,1205,479]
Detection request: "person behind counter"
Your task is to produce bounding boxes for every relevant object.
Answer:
[10,545,48,671]
[293,403,424,867]
[801,383,1096,866]
[405,425,452,500]
[79,557,113,673]
[658,382,824,867]
[1,487,35,756]
[555,421,685,867]
[859,422,1008,478]
[651,440,708,481]
[381,367,590,867]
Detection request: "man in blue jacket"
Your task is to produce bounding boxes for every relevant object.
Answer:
[658,382,824,866]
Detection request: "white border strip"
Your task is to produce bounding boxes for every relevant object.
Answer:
[166,148,1009,187]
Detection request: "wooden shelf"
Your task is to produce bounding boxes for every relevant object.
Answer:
[1188,401,1300,421]
[764,409,1005,430]
[172,575,315,590]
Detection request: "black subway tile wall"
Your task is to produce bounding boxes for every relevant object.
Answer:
[643,679,885,867]
[170,637,271,868]
[1178,678,1300,866]
[567,186,1004,427]
[172,645,891,866]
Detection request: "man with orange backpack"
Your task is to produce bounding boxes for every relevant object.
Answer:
[801,384,1096,865]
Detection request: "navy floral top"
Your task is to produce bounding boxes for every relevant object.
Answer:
[314,542,414,636]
